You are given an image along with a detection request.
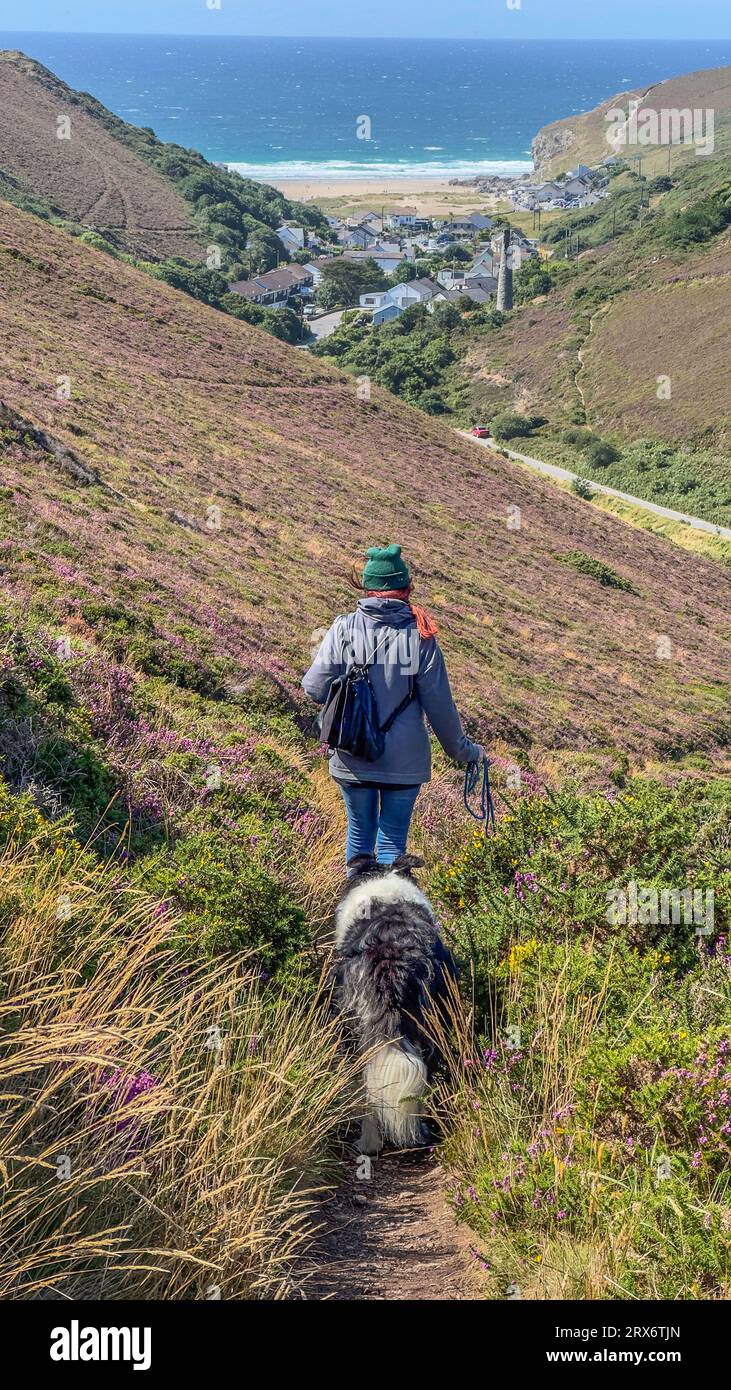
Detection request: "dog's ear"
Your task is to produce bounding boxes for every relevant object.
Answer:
[390,853,424,876]
[346,853,379,880]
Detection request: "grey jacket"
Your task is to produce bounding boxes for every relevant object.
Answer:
[302,597,480,785]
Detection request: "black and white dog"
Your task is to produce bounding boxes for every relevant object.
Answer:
[334,853,457,1155]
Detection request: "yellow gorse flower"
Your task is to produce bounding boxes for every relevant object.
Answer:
[507,938,540,973]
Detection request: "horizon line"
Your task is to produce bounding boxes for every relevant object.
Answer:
[1,31,729,43]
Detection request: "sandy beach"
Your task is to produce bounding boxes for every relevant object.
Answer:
[266,176,507,218]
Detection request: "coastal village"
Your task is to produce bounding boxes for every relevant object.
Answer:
[225,157,615,333]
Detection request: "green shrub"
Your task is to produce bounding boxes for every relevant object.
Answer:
[557,550,638,592]
[431,774,731,1299]
[656,186,731,249]
[138,829,308,970]
[79,230,120,257]
[491,411,544,442]
[561,428,597,449]
[432,775,729,1006]
[584,440,620,467]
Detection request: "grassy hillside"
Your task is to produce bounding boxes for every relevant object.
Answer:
[1,196,730,1298]
[533,64,731,179]
[454,131,731,527]
[2,199,730,764]
[0,49,331,341]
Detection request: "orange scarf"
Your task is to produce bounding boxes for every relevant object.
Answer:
[366,589,439,640]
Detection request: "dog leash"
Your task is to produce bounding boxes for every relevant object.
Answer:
[464,756,496,835]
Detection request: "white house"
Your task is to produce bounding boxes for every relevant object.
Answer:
[436,267,469,289]
[445,214,493,236]
[359,290,389,309]
[532,182,565,204]
[384,207,419,230]
[404,277,441,303]
[385,281,421,309]
[342,223,379,249]
[563,176,593,198]
[303,261,326,289]
[470,249,498,277]
[228,263,313,307]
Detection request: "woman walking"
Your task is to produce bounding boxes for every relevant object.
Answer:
[302,543,483,867]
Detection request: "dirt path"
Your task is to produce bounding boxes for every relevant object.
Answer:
[301,1149,484,1301]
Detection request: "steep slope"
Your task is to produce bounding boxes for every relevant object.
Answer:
[0,49,327,276]
[458,115,731,525]
[0,50,205,262]
[533,64,731,179]
[1,198,729,765]
[463,228,731,451]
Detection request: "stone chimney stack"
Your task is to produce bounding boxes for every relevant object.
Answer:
[497,227,513,312]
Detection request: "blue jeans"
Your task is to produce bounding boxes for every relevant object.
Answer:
[337,782,421,866]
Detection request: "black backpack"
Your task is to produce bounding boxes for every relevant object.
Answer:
[320,629,416,762]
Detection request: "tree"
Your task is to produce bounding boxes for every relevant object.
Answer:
[316,258,388,310]
[515,258,555,304]
[490,411,544,442]
[388,260,416,285]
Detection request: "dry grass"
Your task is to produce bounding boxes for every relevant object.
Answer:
[431,945,605,1167]
[424,955,645,1300]
[294,761,346,935]
[580,274,731,441]
[0,834,357,1300]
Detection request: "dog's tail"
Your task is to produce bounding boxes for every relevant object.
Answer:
[364,1038,428,1147]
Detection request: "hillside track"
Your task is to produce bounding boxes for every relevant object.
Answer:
[301,1149,482,1301]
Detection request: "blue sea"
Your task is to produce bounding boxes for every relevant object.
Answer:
[2,33,730,177]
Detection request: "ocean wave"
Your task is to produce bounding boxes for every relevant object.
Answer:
[225,158,534,181]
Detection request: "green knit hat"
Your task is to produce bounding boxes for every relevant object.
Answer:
[362,543,411,591]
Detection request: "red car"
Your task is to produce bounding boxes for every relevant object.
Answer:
[471,426,490,438]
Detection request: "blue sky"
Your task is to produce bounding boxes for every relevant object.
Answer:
[4,0,730,40]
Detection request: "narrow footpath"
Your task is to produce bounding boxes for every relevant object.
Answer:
[302,1149,483,1301]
